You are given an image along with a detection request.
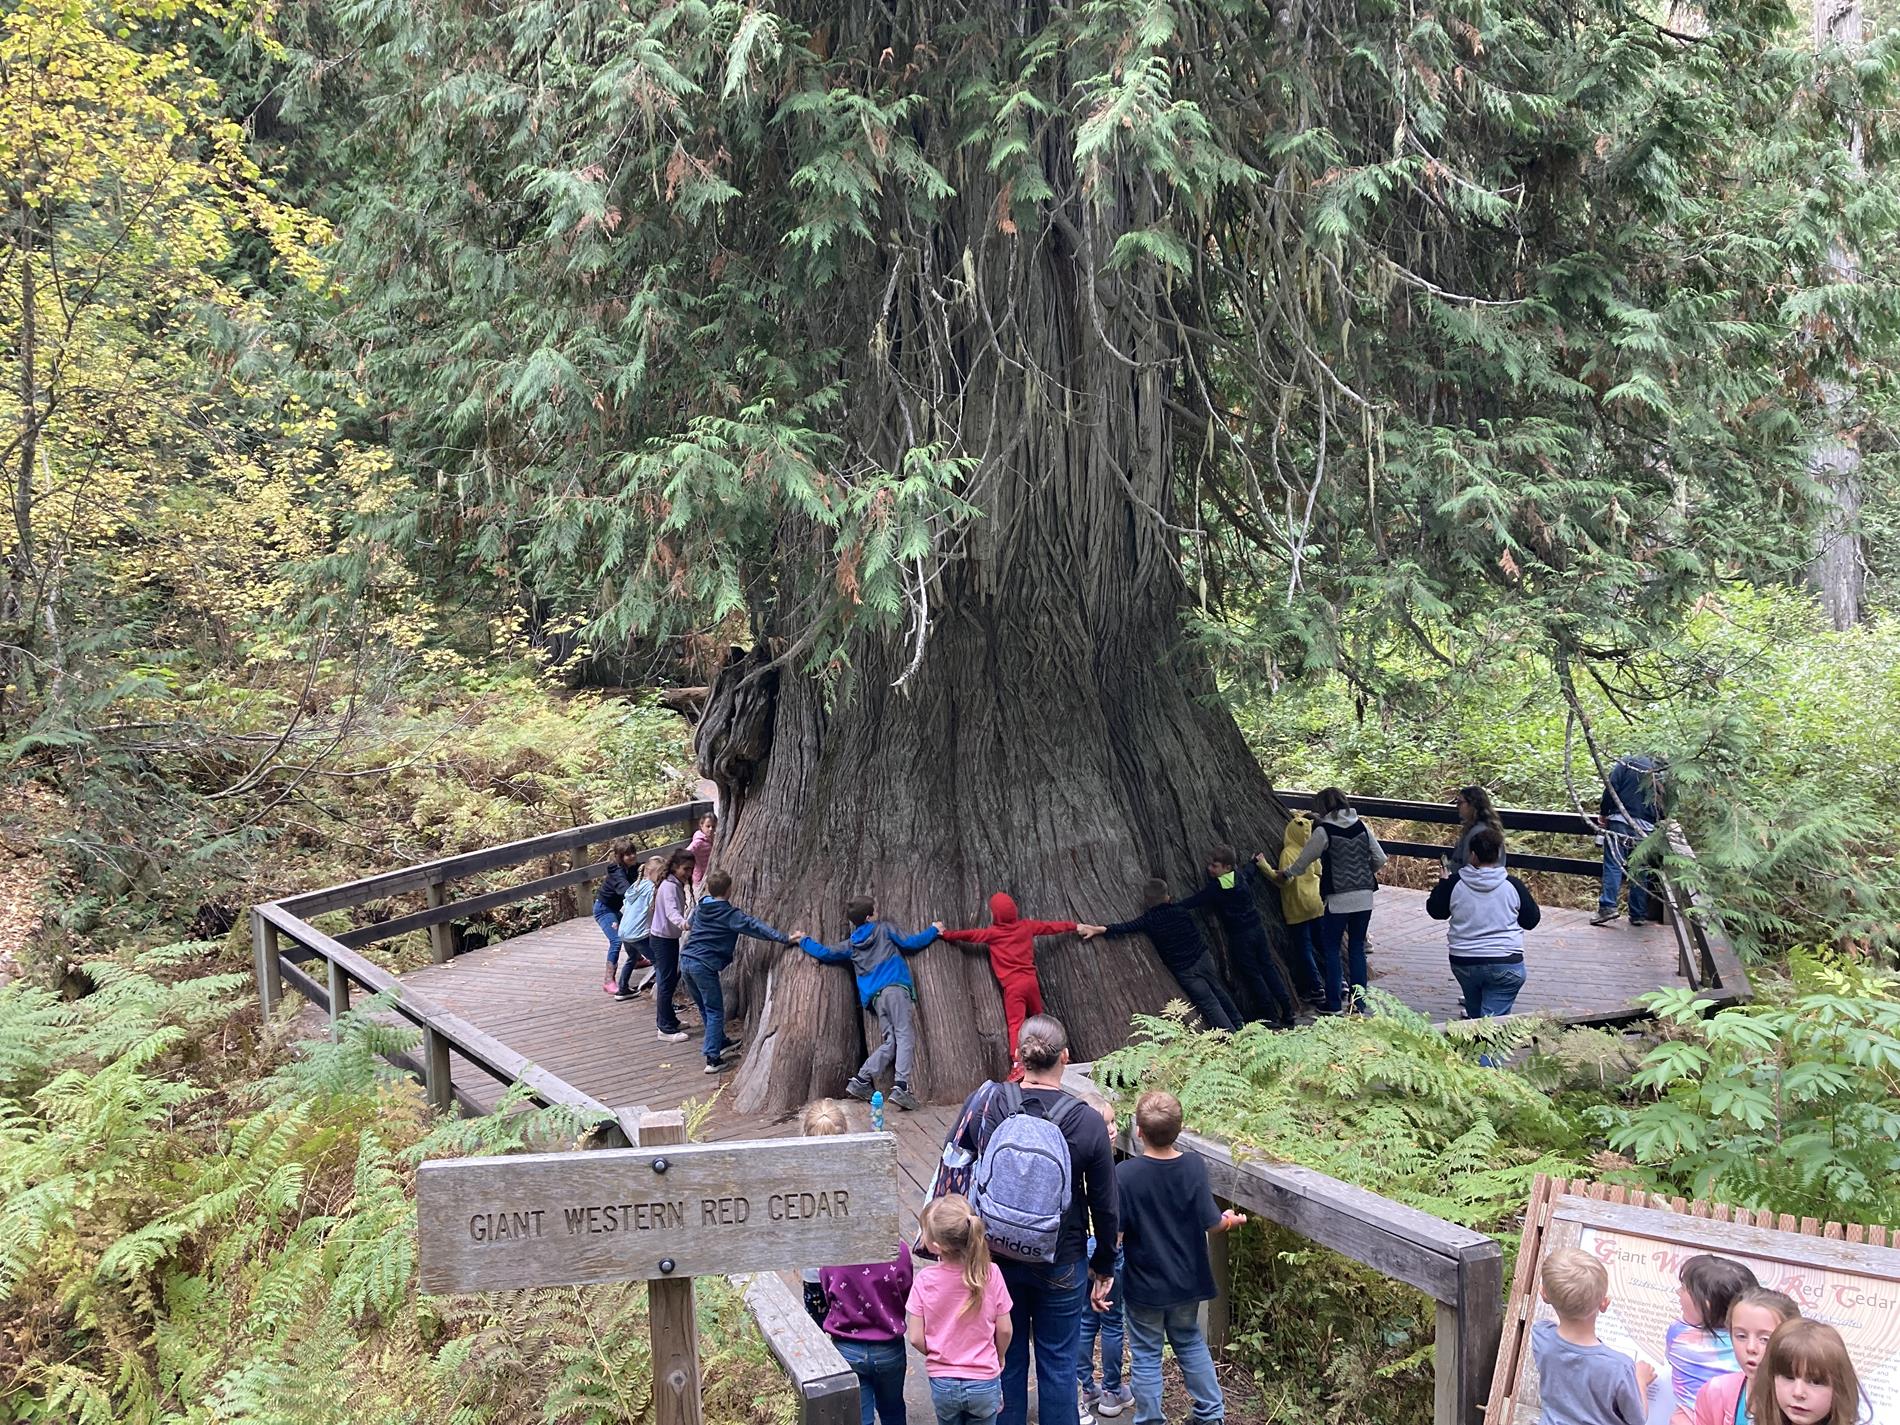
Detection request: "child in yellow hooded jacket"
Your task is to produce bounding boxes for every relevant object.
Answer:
[1276,813,1327,1005]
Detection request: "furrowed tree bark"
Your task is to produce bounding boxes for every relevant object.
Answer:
[691,12,1291,1114]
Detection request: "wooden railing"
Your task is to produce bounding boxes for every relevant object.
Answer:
[1276,789,1743,999]
[1065,1066,1502,1425]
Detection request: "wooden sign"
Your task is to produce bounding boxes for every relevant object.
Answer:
[1489,1176,1900,1425]
[417,1130,899,1295]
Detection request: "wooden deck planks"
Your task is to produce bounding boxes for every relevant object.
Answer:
[391,887,1681,1138]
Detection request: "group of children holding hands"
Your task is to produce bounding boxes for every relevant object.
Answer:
[1534,1244,1867,1425]
[803,1016,1242,1425]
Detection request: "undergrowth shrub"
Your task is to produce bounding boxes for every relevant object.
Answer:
[1598,956,1900,1224]
[0,946,790,1424]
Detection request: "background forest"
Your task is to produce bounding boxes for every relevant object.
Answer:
[4,0,1900,1421]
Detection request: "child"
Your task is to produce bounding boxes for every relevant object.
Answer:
[594,842,643,993]
[688,811,717,892]
[1668,1255,1760,1424]
[647,851,697,1044]
[679,870,799,1075]
[1425,824,1541,1019]
[933,894,1078,1075]
[1270,788,1387,1013]
[1076,878,1243,1033]
[800,1098,913,1425]
[1746,1320,1863,1425]
[907,1195,1013,1425]
[1276,812,1327,1008]
[1117,1091,1246,1425]
[613,855,665,999]
[1074,1094,1130,1421]
[1693,1290,1800,1425]
[1530,1248,1652,1425]
[797,897,940,1112]
[1179,844,1295,1027]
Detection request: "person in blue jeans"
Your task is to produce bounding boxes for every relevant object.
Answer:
[1593,754,1666,926]
[1426,825,1541,1021]
[1117,1092,1247,1425]
[1075,1234,1129,1418]
[678,870,797,1073]
[1270,789,1387,1012]
[591,843,643,991]
[983,1017,1120,1425]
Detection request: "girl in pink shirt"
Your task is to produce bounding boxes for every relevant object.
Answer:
[906,1196,1013,1425]
[1693,1290,1800,1425]
[688,813,716,891]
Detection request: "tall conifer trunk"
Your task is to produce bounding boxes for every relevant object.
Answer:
[689,29,1292,1110]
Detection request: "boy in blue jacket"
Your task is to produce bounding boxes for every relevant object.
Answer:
[797,896,939,1111]
[681,871,798,1074]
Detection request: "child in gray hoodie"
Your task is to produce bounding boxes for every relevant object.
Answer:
[1425,825,1541,1018]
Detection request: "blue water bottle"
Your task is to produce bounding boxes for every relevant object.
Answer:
[870,1090,885,1132]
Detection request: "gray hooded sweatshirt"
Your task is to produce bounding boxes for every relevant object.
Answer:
[1426,863,1542,963]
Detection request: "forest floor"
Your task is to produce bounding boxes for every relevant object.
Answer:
[0,784,58,987]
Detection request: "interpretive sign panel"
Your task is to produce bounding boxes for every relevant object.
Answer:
[417,1131,899,1294]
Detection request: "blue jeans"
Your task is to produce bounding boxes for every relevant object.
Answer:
[835,1337,907,1425]
[1075,1251,1125,1394]
[930,1376,1001,1425]
[1126,1302,1223,1425]
[1450,959,1527,1019]
[1599,834,1654,921]
[1283,918,1325,1004]
[615,935,652,993]
[593,902,622,967]
[998,1257,1085,1425]
[682,960,729,1065]
[1319,909,1372,1012]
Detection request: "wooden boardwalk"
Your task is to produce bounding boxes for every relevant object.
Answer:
[389,885,1685,1142]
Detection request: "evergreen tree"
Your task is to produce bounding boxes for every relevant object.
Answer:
[317,0,1900,1108]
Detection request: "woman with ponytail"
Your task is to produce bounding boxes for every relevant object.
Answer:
[908,1195,1014,1424]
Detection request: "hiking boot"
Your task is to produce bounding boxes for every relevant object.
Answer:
[657,1030,689,1043]
[1590,908,1620,926]
[1095,1387,1132,1417]
[845,1077,875,1102]
[888,1086,922,1112]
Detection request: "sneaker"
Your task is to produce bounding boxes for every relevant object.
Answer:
[613,990,637,1001]
[1590,908,1620,927]
[888,1086,921,1112]
[1095,1387,1131,1417]
[657,1030,689,1043]
[601,977,617,994]
[703,1061,723,1074]
[845,1077,875,1102]
[1078,1389,1098,1425]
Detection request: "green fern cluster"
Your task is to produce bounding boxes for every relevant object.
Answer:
[0,946,792,1424]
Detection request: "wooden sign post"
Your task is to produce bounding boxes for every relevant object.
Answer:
[417,1109,900,1425]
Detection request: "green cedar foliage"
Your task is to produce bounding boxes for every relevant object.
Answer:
[0,948,790,1424]
[310,0,1900,698]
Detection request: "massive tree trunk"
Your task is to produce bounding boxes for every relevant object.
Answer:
[690,54,1291,1111]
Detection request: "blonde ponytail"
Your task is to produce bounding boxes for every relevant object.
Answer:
[919,1195,992,1318]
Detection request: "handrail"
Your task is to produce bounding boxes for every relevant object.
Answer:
[1065,1065,1502,1425]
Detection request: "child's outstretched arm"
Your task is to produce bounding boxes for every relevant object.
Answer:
[796,935,852,965]
[891,925,941,953]
[732,907,797,944]
[933,921,996,945]
[1023,918,1077,938]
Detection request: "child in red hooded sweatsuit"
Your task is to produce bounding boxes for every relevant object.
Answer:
[933,893,1077,1072]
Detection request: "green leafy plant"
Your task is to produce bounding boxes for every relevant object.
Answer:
[1599,958,1900,1223]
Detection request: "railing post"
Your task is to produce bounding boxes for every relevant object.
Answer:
[251,908,283,1018]
[640,1110,703,1425]
[1435,1246,1503,1425]
[327,957,351,1035]
[422,1025,453,1114]
[1201,1225,1232,1354]
[425,881,454,963]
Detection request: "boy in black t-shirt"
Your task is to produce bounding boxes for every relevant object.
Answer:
[1116,1092,1247,1425]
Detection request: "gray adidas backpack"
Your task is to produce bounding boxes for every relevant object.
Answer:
[969,1085,1087,1263]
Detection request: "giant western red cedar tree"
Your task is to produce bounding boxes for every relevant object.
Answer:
[326,0,1900,1110]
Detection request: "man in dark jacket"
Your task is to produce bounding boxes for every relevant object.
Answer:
[1594,754,1666,926]
[1177,846,1295,1026]
[1078,878,1242,1031]
[681,871,797,1074]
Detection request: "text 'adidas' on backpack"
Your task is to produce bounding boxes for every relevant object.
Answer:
[969,1085,1085,1263]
